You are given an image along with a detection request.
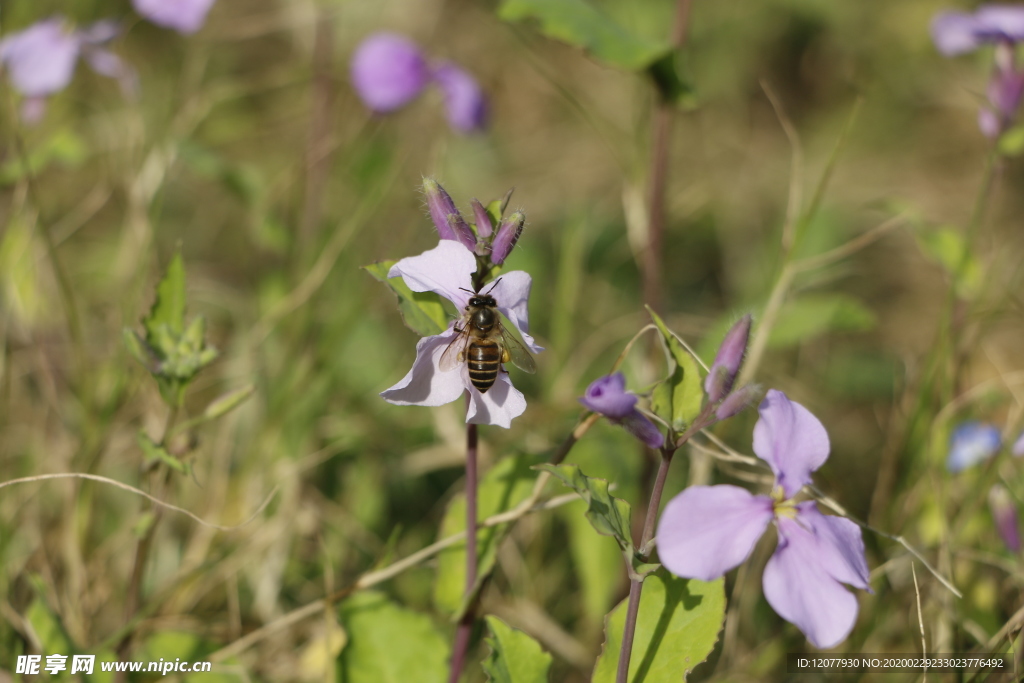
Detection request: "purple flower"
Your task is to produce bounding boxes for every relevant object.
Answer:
[656,390,870,648]
[989,485,1021,553]
[351,33,430,113]
[0,17,132,122]
[133,0,216,34]
[433,62,487,133]
[579,373,664,449]
[946,421,1001,473]
[704,314,752,404]
[350,33,487,134]
[380,241,543,428]
[932,5,1024,138]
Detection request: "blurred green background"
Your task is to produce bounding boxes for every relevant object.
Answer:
[1,0,1022,680]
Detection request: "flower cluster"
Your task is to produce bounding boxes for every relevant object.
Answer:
[380,180,539,428]
[932,4,1024,138]
[351,33,487,133]
[657,390,871,648]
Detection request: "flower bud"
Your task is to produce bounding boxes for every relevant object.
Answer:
[989,485,1021,553]
[422,177,476,250]
[715,384,759,421]
[704,314,751,403]
[470,199,493,238]
[491,211,525,265]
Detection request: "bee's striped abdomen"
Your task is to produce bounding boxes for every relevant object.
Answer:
[467,339,502,393]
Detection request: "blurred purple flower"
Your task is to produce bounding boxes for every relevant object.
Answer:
[133,0,216,34]
[946,421,1001,473]
[380,241,542,428]
[579,373,663,449]
[0,17,133,122]
[989,485,1021,553]
[433,62,487,132]
[933,5,1024,137]
[351,33,430,112]
[657,390,870,648]
[351,32,487,134]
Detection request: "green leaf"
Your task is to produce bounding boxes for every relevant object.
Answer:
[26,596,74,656]
[144,249,187,340]
[560,499,624,625]
[592,570,725,683]
[435,454,538,618]
[137,431,186,473]
[915,226,982,299]
[767,294,877,348]
[648,308,703,432]
[364,261,449,337]
[337,592,448,683]
[497,0,691,102]
[203,384,256,420]
[537,463,634,555]
[482,616,552,683]
[0,129,87,185]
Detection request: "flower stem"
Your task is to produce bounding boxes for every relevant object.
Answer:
[616,446,676,683]
[448,416,479,683]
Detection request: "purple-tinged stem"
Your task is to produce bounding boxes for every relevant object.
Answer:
[616,446,675,683]
[448,415,479,683]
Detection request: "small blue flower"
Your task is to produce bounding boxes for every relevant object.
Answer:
[946,421,1001,473]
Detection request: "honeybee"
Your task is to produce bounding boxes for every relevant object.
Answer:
[439,289,536,393]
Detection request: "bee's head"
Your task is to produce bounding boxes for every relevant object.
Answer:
[469,295,497,308]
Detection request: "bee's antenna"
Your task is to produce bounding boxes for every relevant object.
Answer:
[485,278,502,294]
[458,287,476,295]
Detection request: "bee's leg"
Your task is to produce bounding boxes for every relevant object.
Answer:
[501,348,511,364]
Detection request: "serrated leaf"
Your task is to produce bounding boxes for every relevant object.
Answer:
[364,261,448,337]
[648,308,703,431]
[537,463,634,555]
[203,384,256,420]
[915,226,981,299]
[435,455,538,618]
[337,592,448,683]
[482,616,552,683]
[498,0,691,103]
[767,294,877,348]
[592,570,725,683]
[144,250,187,340]
[137,431,186,473]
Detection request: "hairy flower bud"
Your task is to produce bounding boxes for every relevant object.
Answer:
[470,199,493,238]
[422,177,476,250]
[491,211,525,265]
[715,384,760,421]
[704,314,751,403]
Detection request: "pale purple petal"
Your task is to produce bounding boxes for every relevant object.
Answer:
[387,240,475,310]
[763,517,860,649]
[1013,430,1024,456]
[795,502,871,591]
[657,485,774,581]
[932,11,983,55]
[989,485,1021,553]
[380,328,466,407]
[752,390,830,498]
[946,421,1001,473]
[976,4,1024,41]
[466,372,526,428]
[133,0,216,34]
[0,19,80,97]
[432,61,487,133]
[351,33,430,113]
[487,270,542,353]
[979,107,1001,138]
[621,411,664,449]
[579,373,636,419]
[77,20,120,45]
[83,47,138,96]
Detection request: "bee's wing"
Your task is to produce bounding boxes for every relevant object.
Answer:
[439,327,471,372]
[499,327,536,374]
